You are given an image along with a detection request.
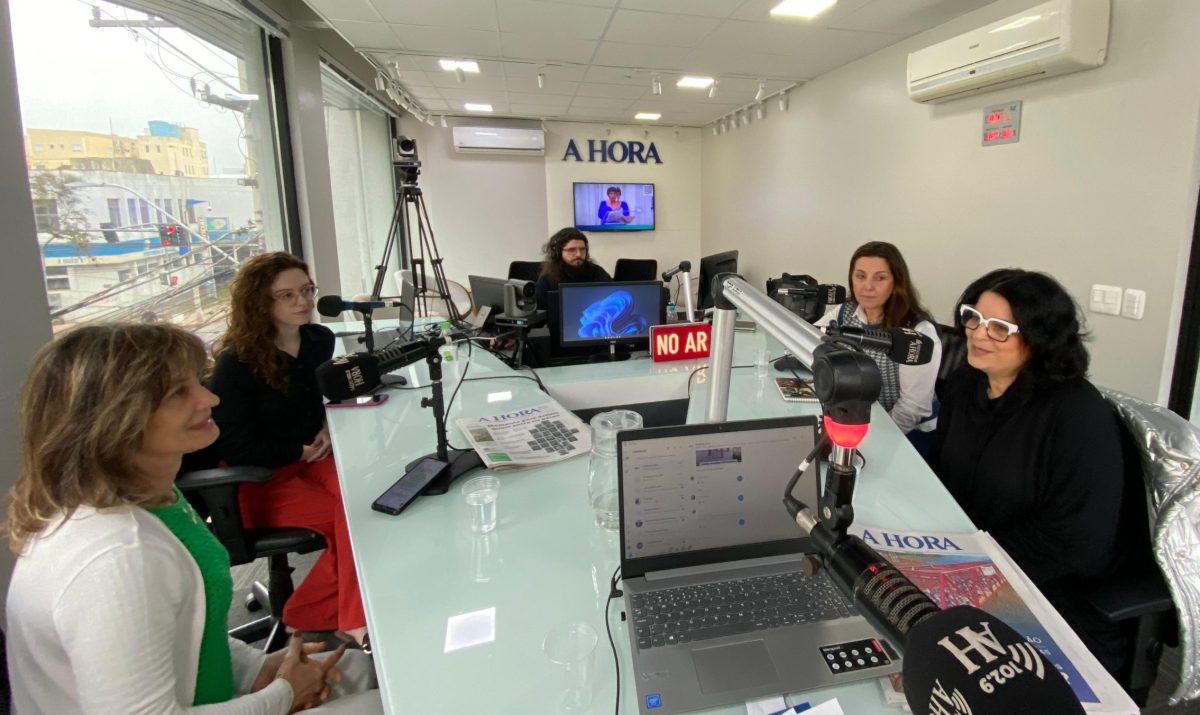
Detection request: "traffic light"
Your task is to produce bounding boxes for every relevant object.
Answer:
[157,224,187,246]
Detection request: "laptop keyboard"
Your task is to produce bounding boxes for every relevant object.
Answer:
[628,571,856,651]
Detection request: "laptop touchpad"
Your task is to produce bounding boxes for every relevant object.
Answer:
[692,640,779,694]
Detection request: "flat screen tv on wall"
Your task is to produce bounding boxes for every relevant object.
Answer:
[573,182,655,232]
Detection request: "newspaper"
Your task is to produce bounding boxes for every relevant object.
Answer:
[455,400,591,469]
[847,524,1139,714]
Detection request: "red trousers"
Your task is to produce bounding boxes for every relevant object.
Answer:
[237,456,366,633]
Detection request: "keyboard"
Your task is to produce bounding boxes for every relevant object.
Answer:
[628,571,856,651]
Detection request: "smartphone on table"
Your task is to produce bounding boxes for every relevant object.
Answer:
[371,458,449,515]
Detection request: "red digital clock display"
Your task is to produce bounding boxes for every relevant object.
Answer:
[986,111,1012,123]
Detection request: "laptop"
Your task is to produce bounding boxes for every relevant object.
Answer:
[617,417,901,715]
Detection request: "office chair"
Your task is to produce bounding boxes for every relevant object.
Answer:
[1094,388,1200,705]
[612,258,658,282]
[507,260,541,282]
[176,451,326,652]
[934,323,967,399]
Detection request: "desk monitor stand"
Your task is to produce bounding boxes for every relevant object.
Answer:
[586,340,632,363]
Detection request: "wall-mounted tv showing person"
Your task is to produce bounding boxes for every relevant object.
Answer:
[558,281,665,349]
[573,183,655,232]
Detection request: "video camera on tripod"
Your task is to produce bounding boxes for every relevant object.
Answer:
[392,135,421,184]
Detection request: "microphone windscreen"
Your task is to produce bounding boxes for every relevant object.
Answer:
[315,353,380,401]
[317,295,345,318]
[902,606,1084,715]
[886,328,936,365]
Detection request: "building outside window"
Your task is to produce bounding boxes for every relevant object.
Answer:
[12,0,291,344]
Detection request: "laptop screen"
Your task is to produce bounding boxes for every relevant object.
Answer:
[618,417,820,577]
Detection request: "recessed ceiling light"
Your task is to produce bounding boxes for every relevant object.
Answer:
[677,76,715,89]
[770,0,837,19]
[464,103,493,112]
[635,112,661,121]
[439,59,480,73]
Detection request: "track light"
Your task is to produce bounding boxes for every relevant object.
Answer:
[651,73,662,95]
[712,124,719,136]
[755,103,766,120]
[537,72,545,89]
[754,80,766,102]
[455,67,466,83]
[740,110,750,127]
[374,74,387,91]
[440,115,448,128]
[708,80,718,99]
[779,91,789,112]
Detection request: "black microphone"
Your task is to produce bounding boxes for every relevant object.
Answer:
[824,325,935,365]
[774,284,847,304]
[315,340,434,401]
[661,260,691,281]
[903,606,1085,714]
[316,294,400,317]
[799,518,1083,715]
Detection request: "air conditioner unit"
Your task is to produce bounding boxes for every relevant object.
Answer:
[451,126,545,156]
[907,0,1109,103]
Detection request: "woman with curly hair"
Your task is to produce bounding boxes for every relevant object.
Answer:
[931,269,1134,673]
[208,252,367,649]
[5,324,380,713]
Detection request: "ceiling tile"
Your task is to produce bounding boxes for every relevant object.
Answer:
[504,76,580,93]
[370,0,498,30]
[566,105,621,118]
[508,103,569,115]
[503,62,588,82]
[618,0,743,19]
[540,0,617,7]
[570,95,633,109]
[677,47,779,78]
[837,0,995,34]
[406,86,446,99]
[330,20,403,49]
[506,91,574,106]
[427,72,510,90]
[575,82,647,99]
[499,32,598,64]
[390,25,503,55]
[591,41,691,70]
[393,70,435,87]
[603,9,721,48]
[307,0,381,22]
[437,87,509,102]
[762,29,901,77]
[496,0,614,40]
[581,66,644,85]
[420,98,450,110]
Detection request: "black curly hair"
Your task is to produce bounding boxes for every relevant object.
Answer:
[540,227,591,283]
[954,268,1090,382]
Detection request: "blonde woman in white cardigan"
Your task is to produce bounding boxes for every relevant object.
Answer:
[5,324,381,715]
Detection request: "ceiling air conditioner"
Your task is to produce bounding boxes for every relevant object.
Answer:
[452,126,545,156]
[907,0,1109,104]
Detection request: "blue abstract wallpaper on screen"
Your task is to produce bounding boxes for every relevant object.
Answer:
[577,290,649,339]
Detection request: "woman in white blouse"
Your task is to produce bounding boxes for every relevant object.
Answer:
[819,242,942,454]
[5,324,380,714]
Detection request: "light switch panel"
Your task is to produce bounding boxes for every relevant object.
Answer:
[1089,285,1122,316]
[1122,289,1146,320]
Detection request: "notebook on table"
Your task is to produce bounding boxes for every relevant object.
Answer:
[617,417,900,715]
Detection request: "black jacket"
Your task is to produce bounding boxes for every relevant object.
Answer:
[208,323,334,468]
[535,263,612,309]
[931,367,1132,669]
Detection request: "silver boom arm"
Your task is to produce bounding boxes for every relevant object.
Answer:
[704,275,827,423]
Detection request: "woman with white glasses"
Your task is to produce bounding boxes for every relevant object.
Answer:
[930,268,1134,675]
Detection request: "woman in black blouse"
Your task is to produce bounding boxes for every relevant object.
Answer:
[931,268,1138,674]
[209,252,367,648]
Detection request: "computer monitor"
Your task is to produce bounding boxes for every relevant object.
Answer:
[697,250,739,310]
[468,275,509,314]
[558,281,665,350]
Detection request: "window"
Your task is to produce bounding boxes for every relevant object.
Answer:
[12,0,291,343]
[106,198,121,226]
[320,63,397,297]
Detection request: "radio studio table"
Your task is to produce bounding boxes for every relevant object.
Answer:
[325,327,976,714]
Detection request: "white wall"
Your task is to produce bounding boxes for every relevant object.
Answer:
[701,0,1200,403]
[544,122,703,285]
[396,117,703,292]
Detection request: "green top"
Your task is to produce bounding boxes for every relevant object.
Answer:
[148,485,235,705]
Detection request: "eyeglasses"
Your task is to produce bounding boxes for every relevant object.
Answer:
[562,246,587,255]
[273,284,318,303]
[959,305,1020,343]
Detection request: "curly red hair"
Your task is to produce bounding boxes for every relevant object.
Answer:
[213,252,310,390]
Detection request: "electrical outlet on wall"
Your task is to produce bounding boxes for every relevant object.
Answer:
[1122,289,1146,320]
[1089,285,1122,316]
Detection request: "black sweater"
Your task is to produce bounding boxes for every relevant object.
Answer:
[208,323,334,468]
[534,263,612,309]
[931,367,1130,668]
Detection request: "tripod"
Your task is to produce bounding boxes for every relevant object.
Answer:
[370,139,466,324]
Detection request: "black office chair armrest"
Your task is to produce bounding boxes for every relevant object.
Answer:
[1086,571,1174,623]
[175,466,274,489]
